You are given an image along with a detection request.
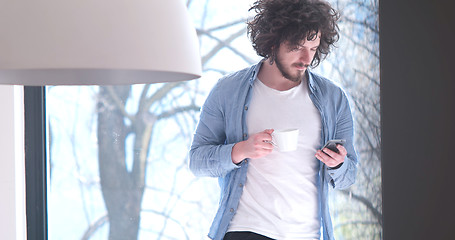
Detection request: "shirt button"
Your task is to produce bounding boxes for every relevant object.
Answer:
[244,106,248,111]
[230,208,234,213]
[238,183,243,187]
[243,133,247,138]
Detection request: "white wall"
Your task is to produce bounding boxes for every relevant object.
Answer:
[0,85,26,240]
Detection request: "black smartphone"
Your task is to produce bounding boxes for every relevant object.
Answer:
[321,139,346,153]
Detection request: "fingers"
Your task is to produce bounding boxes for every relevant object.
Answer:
[254,129,273,143]
[253,129,275,154]
[253,132,273,149]
[249,142,273,159]
[337,145,348,156]
[315,150,342,168]
[236,130,275,160]
[321,145,347,158]
[315,144,347,168]
[263,128,274,135]
[254,139,274,150]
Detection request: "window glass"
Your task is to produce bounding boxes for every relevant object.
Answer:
[47,0,380,239]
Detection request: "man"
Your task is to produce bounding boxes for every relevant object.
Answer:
[189,0,358,239]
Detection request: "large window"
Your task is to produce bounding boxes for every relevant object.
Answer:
[28,0,381,239]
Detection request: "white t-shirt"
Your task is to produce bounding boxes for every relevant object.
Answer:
[227,78,322,240]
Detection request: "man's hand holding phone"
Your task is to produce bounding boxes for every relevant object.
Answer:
[315,139,347,168]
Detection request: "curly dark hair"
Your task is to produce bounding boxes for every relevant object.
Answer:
[247,0,340,67]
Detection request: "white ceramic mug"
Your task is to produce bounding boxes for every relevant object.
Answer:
[271,128,299,152]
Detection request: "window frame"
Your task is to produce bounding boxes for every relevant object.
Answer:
[24,86,48,240]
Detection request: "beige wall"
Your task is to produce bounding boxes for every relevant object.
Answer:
[0,85,26,240]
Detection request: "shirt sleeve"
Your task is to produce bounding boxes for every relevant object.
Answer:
[325,91,358,189]
[189,83,240,177]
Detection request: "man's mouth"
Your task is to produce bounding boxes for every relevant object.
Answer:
[294,63,308,70]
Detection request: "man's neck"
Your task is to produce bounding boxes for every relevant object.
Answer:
[257,59,302,91]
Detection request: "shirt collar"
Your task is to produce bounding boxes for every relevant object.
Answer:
[249,60,264,86]
[306,69,317,93]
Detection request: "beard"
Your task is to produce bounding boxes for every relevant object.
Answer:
[274,56,306,83]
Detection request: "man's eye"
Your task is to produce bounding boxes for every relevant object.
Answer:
[290,47,300,52]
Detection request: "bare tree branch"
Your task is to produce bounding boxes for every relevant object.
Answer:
[340,190,383,226]
[203,19,246,32]
[335,220,380,228]
[198,28,256,65]
[342,16,379,34]
[141,209,190,240]
[204,68,229,75]
[81,215,109,240]
[144,82,185,111]
[340,31,380,59]
[106,86,134,122]
[138,84,151,112]
[201,27,248,65]
[157,105,201,120]
[186,0,193,8]
[354,69,380,87]
[68,100,91,225]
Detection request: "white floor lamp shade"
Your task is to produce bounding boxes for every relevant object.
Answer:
[0,0,202,85]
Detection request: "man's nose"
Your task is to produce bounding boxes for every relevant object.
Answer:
[299,50,313,65]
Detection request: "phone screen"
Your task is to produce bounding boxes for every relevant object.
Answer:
[322,139,346,153]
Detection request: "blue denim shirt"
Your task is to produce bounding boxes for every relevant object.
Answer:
[189,61,358,240]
